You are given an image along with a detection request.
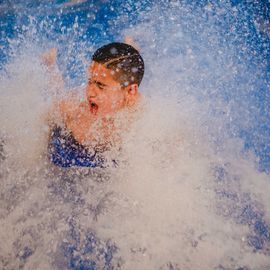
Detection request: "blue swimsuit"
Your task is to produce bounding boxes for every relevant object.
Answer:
[48,126,105,168]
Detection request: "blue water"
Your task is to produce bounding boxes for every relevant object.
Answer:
[0,0,269,171]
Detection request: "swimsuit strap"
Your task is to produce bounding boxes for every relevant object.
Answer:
[48,126,105,168]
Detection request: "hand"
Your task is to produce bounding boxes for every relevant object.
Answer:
[41,48,57,68]
[124,36,140,51]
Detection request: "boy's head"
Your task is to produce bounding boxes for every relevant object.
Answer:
[92,42,144,87]
[86,42,144,116]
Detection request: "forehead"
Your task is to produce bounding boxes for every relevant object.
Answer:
[88,61,119,85]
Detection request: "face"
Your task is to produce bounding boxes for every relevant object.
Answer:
[86,61,133,117]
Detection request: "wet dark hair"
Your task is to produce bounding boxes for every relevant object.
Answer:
[92,42,144,87]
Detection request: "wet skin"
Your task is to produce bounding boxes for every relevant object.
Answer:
[57,61,140,145]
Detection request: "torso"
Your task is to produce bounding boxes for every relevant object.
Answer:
[48,93,110,168]
[57,93,96,145]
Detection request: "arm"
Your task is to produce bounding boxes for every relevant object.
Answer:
[41,48,68,125]
[41,49,84,129]
[41,48,64,95]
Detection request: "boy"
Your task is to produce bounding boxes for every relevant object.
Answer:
[46,42,144,167]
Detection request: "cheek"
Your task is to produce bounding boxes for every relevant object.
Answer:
[107,93,125,109]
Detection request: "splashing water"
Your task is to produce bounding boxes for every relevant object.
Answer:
[0,1,269,270]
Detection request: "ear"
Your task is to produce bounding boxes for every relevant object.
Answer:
[128,84,138,96]
[125,84,139,107]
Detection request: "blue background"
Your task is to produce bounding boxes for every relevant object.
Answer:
[0,0,269,172]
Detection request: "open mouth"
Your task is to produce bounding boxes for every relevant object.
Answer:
[89,101,99,115]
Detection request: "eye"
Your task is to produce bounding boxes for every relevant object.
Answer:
[96,82,105,90]
[88,79,105,90]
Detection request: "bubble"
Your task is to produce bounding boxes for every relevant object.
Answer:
[110,47,118,55]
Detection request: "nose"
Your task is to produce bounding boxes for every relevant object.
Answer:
[87,83,99,98]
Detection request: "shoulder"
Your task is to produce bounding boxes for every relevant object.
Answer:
[48,88,83,123]
[59,91,80,111]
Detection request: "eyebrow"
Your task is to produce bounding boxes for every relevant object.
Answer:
[89,79,108,88]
